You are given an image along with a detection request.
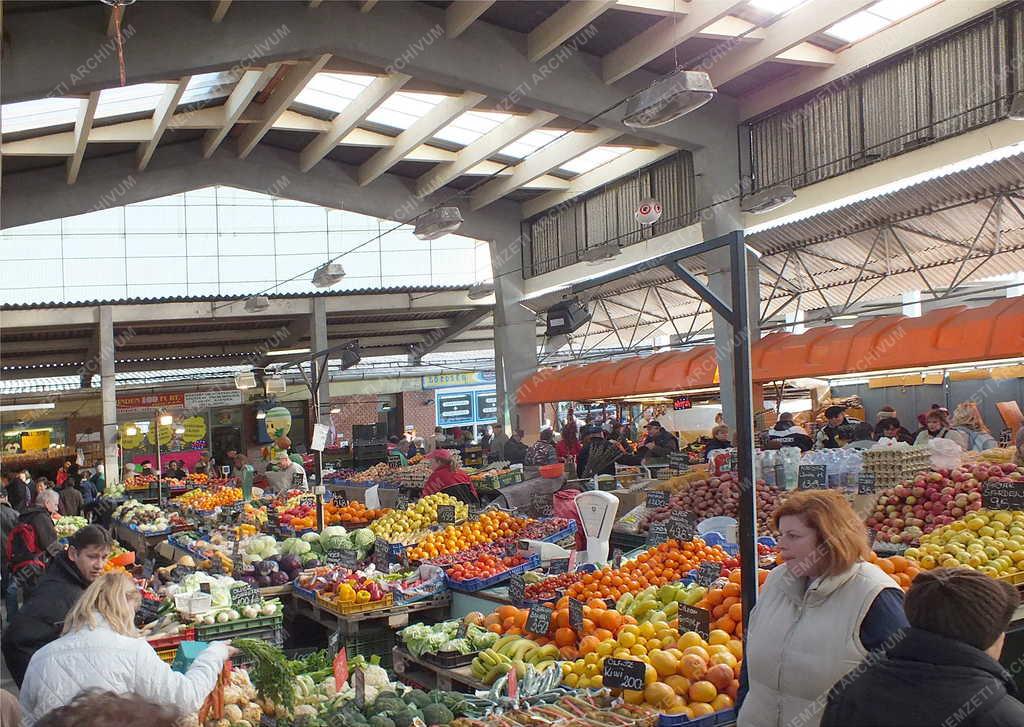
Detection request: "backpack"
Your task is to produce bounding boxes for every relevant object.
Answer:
[5,521,45,574]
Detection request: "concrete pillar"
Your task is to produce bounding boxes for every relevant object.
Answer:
[488,237,540,438]
[99,305,119,485]
[693,144,760,429]
[311,297,330,411]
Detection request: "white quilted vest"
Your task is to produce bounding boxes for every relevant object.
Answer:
[737,561,895,727]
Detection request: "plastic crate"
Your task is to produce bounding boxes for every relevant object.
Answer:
[195,613,283,641]
[658,708,735,726]
[422,649,476,668]
[156,648,177,664]
[445,554,541,592]
[317,592,393,615]
[542,519,577,543]
[342,622,395,670]
[292,582,318,603]
[146,627,195,652]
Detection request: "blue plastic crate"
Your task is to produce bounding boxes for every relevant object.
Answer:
[292,582,318,603]
[757,536,777,548]
[445,553,541,592]
[658,707,736,727]
[541,519,577,543]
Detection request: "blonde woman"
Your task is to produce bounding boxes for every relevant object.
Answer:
[18,573,235,727]
[951,402,997,452]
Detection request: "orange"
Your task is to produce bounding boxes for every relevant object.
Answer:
[715,616,736,634]
[665,675,691,696]
[711,694,734,711]
[644,682,675,709]
[688,680,718,704]
[514,609,529,628]
[679,654,707,680]
[890,556,909,573]
[556,627,578,647]
[690,702,715,717]
[497,604,518,620]
[597,609,623,632]
[578,635,600,655]
[877,559,896,574]
[705,663,734,691]
[728,603,743,622]
[559,645,579,660]
[594,628,614,642]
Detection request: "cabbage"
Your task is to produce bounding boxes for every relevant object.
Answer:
[351,528,376,549]
[319,526,351,551]
[301,531,320,544]
[440,638,472,655]
[281,538,312,556]
[245,535,280,558]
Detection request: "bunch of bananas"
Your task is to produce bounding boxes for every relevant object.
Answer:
[469,635,561,684]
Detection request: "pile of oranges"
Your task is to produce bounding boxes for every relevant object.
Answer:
[480,599,634,660]
[565,539,729,603]
[324,500,390,526]
[868,552,920,591]
[695,570,768,639]
[406,511,527,560]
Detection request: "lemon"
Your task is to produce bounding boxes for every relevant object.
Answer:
[617,631,637,649]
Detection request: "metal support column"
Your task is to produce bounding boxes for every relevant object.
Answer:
[310,297,329,531]
[98,306,120,487]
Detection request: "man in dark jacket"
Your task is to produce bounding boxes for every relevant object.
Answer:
[822,568,1024,727]
[765,412,814,451]
[638,421,679,459]
[504,430,528,465]
[5,472,32,513]
[58,477,84,517]
[2,524,113,686]
[814,405,860,449]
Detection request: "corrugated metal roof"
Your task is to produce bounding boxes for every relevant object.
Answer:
[0,285,470,311]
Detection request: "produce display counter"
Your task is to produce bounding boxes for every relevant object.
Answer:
[112,521,172,560]
[290,591,452,636]
[391,646,489,693]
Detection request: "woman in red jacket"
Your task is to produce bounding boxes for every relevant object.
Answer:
[555,424,581,460]
[421,450,480,504]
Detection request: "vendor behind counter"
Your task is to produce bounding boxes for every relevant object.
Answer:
[422,449,480,504]
[263,451,308,493]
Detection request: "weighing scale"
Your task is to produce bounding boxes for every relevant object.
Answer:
[574,490,619,564]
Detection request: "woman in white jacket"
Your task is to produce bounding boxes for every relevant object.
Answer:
[19,572,235,726]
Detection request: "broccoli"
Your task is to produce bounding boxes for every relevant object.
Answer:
[405,691,431,709]
[392,710,417,727]
[421,703,454,726]
[369,716,396,727]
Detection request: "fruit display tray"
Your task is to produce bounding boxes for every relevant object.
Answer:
[657,707,736,727]
[422,649,477,669]
[445,554,541,593]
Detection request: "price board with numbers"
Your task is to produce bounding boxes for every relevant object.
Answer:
[798,465,827,490]
[526,605,553,635]
[857,472,877,495]
[395,495,410,510]
[136,597,162,626]
[326,548,359,569]
[676,603,710,638]
[507,573,525,604]
[646,490,669,509]
[696,561,723,587]
[373,539,390,571]
[569,598,584,632]
[387,452,403,468]
[293,472,306,488]
[668,452,689,474]
[668,510,697,542]
[332,493,348,508]
[602,658,647,691]
[437,504,457,524]
[548,557,569,574]
[983,481,1024,511]
[531,492,553,517]
[230,583,261,607]
[646,521,669,547]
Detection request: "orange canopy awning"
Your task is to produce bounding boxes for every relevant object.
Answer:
[517,297,1024,405]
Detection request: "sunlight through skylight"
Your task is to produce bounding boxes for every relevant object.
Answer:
[825,0,936,43]
[366,91,448,130]
[433,110,511,146]
[498,128,563,159]
[1,98,81,133]
[559,146,631,175]
[294,72,376,114]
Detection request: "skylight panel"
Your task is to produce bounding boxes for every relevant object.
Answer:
[823,10,889,43]
[870,0,934,22]
[748,0,805,17]
[559,146,631,175]
[365,91,448,130]
[96,83,170,119]
[1,98,81,133]
[181,71,241,105]
[294,72,376,114]
[498,128,562,159]
[433,110,511,145]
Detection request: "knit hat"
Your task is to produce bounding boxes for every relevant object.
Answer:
[904,568,1019,651]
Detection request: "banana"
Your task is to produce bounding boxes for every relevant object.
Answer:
[479,649,499,667]
[534,660,555,672]
[505,638,536,661]
[492,635,520,653]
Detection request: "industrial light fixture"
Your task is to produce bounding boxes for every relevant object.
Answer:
[1009,93,1024,121]
[255,410,267,420]
[267,347,311,356]
[546,298,592,336]
[0,402,56,413]
[312,262,346,288]
[234,371,257,389]
[414,207,463,240]
[264,375,287,395]
[125,425,138,436]
[158,412,173,426]
[330,406,341,414]
[467,281,495,300]
[244,295,271,312]
[623,70,716,129]
[580,243,621,264]
[741,183,797,214]
[832,314,859,321]
[174,425,186,434]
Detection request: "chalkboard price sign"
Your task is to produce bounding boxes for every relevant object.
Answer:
[507,573,526,604]
[293,472,306,488]
[548,557,569,574]
[437,504,457,524]
[526,605,553,635]
[602,658,647,691]
[983,481,1024,511]
[569,598,584,632]
[136,597,162,626]
[200,582,211,595]
[676,603,710,638]
[300,495,316,508]
[332,494,347,508]
[646,522,669,547]
[668,511,697,542]
[373,539,390,571]
[387,453,403,468]
[798,465,828,490]
[857,472,877,495]
[353,668,366,710]
[230,583,261,607]
[531,492,553,517]
[646,490,669,509]
[325,549,358,570]
[395,495,410,510]
[696,561,723,587]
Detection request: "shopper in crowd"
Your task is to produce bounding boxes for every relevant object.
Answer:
[765,412,814,452]
[75,471,98,513]
[822,568,1024,727]
[525,429,559,466]
[386,436,410,466]
[164,460,187,480]
[952,401,997,452]
[57,476,83,518]
[1,492,19,617]
[33,690,181,727]
[88,461,105,495]
[704,425,733,463]
[32,478,50,508]
[2,525,112,687]
[875,416,914,444]
[639,420,679,460]
[7,489,60,594]
[54,461,72,488]
[556,423,582,461]
[18,572,236,727]
[490,423,509,461]
[234,454,255,501]
[914,408,968,449]
[504,430,528,465]
[139,460,155,477]
[5,472,33,513]
[478,427,492,450]
[578,426,623,478]
[271,451,307,491]
[422,449,480,504]
[814,405,860,449]
[844,422,877,450]
[737,490,908,727]
[875,405,897,423]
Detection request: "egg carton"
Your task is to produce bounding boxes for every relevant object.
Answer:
[862,448,932,486]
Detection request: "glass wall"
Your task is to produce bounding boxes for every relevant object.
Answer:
[0,186,493,305]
